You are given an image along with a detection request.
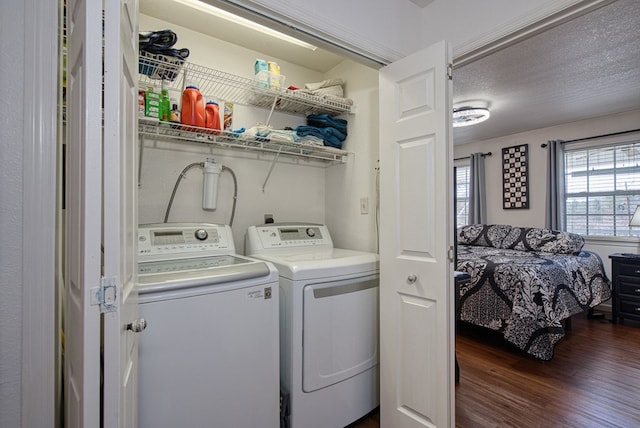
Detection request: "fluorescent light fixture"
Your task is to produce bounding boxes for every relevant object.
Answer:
[174,0,318,51]
[452,107,490,127]
[630,205,640,227]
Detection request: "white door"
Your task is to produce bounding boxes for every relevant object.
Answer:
[103,0,140,427]
[65,0,103,426]
[378,41,454,428]
[66,0,140,426]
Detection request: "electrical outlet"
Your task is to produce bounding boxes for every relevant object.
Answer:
[360,197,369,215]
[264,214,274,224]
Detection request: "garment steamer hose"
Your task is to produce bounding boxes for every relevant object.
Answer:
[163,162,238,226]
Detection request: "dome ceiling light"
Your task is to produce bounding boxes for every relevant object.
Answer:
[452,107,490,127]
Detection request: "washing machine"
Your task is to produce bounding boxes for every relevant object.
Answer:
[245,223,379,428]
[137,223,279,428]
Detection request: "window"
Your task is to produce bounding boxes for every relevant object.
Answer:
[455,164,470,228]
[564,139,640,237]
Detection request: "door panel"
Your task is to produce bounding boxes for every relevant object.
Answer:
[396,70,435,119]
[398,294,437,423]
[379,40,453,428]
[103,0,139,427]
[398,137,436,258]
[65,0,103,426]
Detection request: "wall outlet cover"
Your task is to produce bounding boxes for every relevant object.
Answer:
[360,197,369,215]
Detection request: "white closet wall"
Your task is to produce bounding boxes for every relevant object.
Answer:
[138,14,377,253]
[323,59,379,252]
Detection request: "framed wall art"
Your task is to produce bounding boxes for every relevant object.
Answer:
[502,144,529,209]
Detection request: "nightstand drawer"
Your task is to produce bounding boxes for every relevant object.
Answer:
[608,254,640,325]
[619,300,640,318]
[618,279,640,297]
[617,263,640,277]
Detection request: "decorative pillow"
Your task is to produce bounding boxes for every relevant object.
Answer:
[500,226,584,254]
[457,224,512,248]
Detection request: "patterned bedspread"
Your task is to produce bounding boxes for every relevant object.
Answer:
[456,245,611,360]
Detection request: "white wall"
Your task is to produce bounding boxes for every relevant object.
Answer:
[454,109,640,282]
[139,15,378,253]
[0,2,24,426]
[2,1,57,426]
[324,60,380,253]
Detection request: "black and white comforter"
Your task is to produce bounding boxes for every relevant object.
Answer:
[456,245,611,360]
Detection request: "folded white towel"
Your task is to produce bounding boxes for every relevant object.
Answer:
[320,93,354,106]
[312,85,344,98]
[299,85,344,98]
[304,78,344,91]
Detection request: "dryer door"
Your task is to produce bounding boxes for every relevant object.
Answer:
[302,274,379,392]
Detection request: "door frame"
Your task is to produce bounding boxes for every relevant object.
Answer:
[21,0,58,426]
[19,1,609,427]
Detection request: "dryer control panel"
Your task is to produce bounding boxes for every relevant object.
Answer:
[246,223,333,251]
[138,223,234,260]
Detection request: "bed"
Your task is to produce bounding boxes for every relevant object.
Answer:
[455,224,611,361]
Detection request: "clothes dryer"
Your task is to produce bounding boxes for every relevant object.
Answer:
[245,223,379,428]
[137,223,279,428]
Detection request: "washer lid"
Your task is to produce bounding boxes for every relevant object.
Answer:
[253,248,379,280]
[137,255,275,294]
[138,254,250,275]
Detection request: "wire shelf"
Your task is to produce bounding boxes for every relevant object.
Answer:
[138,120,348,163]
[138,55,354,116]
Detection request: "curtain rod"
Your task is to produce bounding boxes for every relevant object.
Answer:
[540,128,640,148]
[454,151,492,161]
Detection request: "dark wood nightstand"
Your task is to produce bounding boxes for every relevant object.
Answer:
[609,253,640,324]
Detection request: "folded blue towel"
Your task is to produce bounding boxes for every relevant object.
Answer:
[322,135,344,149]
[295,126,324,140]
[322,126,347,142]
[295,125,346,149]
[306,114,348,135]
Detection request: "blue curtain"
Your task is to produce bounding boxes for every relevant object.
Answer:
[468,153,487,225]
[545,140,565,230]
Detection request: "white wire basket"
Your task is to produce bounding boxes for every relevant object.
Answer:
[138,55,354,116]
[138,50,186,82]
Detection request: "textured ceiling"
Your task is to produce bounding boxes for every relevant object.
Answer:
[452,0,640,145]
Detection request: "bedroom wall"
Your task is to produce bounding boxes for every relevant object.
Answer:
[454,108,640,301]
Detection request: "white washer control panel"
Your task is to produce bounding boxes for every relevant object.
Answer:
[247,223,333,250]
[138,223,234,260]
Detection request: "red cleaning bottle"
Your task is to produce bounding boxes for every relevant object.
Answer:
[205,101,221,132]
[180,86,205,129]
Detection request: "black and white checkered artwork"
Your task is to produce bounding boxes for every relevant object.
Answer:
[502,144,529,209]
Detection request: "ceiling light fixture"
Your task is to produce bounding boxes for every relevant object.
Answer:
[174,0,318,51]
[452,107,490,127]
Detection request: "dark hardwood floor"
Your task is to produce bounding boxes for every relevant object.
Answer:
[350,314,640,428]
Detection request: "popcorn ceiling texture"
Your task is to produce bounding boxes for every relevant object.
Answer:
[453,0,640,145]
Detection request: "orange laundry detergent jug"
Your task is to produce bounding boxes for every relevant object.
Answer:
[205,101,221,133]
[181,86,205,130]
